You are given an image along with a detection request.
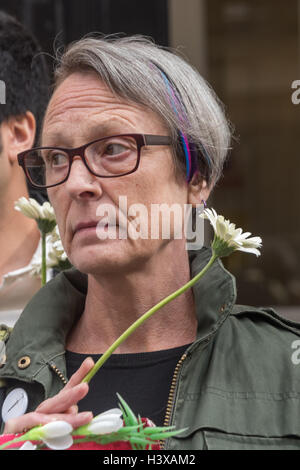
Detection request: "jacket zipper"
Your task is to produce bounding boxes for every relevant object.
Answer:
[159,352,187,450]
[49,361,68,386]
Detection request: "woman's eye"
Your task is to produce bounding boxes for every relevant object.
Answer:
[48,153,68,167]
[105,143,128,156]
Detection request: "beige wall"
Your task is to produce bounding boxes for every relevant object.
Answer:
[168,0,208,76]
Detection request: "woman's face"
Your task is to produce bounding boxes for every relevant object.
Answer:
[43,71,198,275]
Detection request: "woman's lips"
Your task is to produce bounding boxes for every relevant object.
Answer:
[73,220,124,240]
[73,222,102,241]
[74,221,99,235]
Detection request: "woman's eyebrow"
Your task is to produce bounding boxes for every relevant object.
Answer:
[41,122,132,147]
[41,130,70,147]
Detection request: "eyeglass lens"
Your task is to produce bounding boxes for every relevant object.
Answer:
[24,135,139,187]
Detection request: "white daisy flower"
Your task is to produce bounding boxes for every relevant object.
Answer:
[14,197,56,234]
[14,197,55,221]
[30,226,69,276]
[200,208,262,257]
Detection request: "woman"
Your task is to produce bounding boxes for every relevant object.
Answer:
[1,36,299,450]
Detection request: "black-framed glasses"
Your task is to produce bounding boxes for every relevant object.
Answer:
[17,134,172,189]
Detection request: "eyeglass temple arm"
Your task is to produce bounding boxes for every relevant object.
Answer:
[143,135,172,146]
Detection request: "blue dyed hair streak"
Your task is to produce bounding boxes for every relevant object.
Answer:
[156,66,212,184]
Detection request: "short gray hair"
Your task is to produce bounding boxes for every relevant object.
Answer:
[54,35,231,186]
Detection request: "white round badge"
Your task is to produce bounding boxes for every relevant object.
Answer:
[1,388,28,423]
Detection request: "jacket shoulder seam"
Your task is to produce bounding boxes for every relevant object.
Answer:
[230,304,300,334]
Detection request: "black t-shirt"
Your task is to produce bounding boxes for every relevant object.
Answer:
[65,344,191,427]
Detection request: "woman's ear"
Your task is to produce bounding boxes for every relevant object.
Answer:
[187,171,211,206]
[5,111,36,164]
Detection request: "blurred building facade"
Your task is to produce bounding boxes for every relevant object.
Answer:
[1,0,300,318]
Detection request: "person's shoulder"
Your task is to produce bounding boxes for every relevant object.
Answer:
[229,303,300,336]
[218,304,300,378]
[226,303,300,355]
[208,304,300,405]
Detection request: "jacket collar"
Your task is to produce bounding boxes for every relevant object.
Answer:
[188,248,237,342]
[1,247,236,381]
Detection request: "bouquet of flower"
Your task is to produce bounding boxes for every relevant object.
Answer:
[0,395,183,450]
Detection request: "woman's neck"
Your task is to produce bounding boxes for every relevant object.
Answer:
[66,242,198,354]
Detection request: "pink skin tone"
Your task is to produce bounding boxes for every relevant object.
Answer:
[0,113,40,284]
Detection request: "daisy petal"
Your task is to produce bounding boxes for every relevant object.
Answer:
[237,246,261,257]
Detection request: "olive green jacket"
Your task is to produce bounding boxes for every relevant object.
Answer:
[1,247,300,449]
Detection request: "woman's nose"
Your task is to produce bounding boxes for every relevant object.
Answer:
[64,156,103,199]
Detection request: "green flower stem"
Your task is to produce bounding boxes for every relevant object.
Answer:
[41,231,46,286]
[0,436,26,450]
[82,251,219,384]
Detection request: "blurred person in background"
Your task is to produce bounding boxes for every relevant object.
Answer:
[0,11,50,326]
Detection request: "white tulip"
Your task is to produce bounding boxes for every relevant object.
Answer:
[41,421,73,438]
[27,420,73,450]
[42,435,73,451]
[19,441,37,450]
[92,408,122,422]
[87,409,123,435]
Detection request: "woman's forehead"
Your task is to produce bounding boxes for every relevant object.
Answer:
[42,72,168,144]
[44,73,130,124]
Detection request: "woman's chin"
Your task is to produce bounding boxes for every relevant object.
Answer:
[69,245,132,275]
